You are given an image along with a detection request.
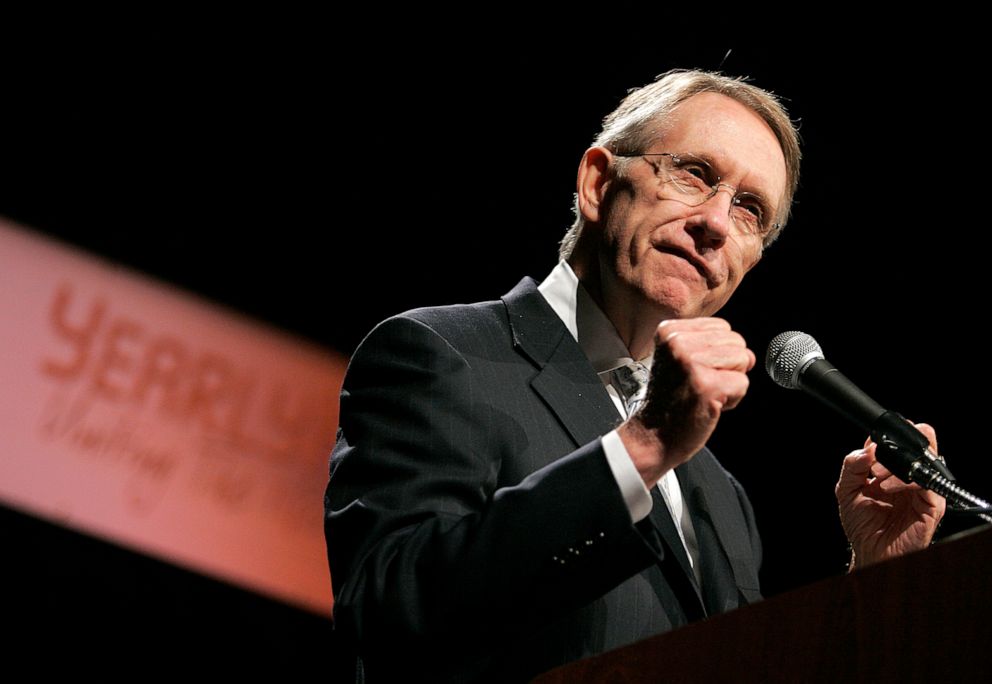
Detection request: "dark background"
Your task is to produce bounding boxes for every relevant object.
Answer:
[3,23,988,672]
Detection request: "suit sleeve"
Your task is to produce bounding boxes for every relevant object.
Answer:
[324,314,656,666]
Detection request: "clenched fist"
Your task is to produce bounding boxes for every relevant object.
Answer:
[618,317,755,488]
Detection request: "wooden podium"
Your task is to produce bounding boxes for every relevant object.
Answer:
[533,525,992,683]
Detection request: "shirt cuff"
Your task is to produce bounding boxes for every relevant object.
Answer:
[601,429,653,523]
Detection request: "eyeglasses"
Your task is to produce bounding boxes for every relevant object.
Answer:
[613,151,779,240]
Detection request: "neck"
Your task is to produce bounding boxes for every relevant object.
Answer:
[568,254,665,361]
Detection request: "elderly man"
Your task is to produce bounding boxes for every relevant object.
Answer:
[324,69,945,683]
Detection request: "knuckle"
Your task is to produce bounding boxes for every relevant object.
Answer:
[689,374,711,398]
[665,333,690,356]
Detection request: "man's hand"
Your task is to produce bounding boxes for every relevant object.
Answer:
[617,317,755,488]
[836,423,946,570]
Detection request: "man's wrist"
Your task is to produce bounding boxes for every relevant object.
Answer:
[601,430,653,523]
[617,418,671,489]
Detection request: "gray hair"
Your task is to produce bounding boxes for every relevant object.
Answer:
[559,69,801,260]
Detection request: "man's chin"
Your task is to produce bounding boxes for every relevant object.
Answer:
[640,283,713,321]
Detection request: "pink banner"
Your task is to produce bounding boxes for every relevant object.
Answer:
[0,219,345,615]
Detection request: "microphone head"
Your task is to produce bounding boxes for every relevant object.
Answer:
[766,331,825,389]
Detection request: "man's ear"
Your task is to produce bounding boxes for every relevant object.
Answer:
[576,147,613,223]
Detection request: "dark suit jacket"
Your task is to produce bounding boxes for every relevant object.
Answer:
[324,277,762,683]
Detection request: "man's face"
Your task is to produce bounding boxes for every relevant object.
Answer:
[594,92,788,321]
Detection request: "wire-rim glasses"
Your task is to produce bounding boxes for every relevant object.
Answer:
[613,151,779,240]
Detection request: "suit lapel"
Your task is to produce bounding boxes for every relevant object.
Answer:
[679,454,762,610]
[502,278,619,447]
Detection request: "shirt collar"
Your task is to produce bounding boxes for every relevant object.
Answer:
[537,260,651,374]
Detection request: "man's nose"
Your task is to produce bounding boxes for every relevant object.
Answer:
[686,187,734,248]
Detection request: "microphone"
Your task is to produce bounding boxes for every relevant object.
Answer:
[764,331,954,484]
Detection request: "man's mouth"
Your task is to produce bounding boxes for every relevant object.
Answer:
[654,245,716,285]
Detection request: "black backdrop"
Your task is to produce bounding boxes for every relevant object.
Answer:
[3,23,989,671]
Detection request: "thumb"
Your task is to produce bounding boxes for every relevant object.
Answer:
[836,448,875,499]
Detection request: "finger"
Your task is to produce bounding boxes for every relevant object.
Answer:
[687,330,751,354]
[863,439,877,462]
[836,448,875,498]
[858,438,889,478]
[862,423,938,482]
[658,317,732,331]
[659,329,751,358]
[869,460,893,480]
[878,473,915,493]
[707,368,751,410]
[914,422,938,453]
[922,486,948,518]
[656,317,731,340]
[687,344,756,372]
[843,448,875,477]
[659,326,746,345]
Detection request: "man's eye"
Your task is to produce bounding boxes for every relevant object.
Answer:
[678,163,709,181]
[738,202,761,218]
[732,199,769,235]
[735,196,764,219]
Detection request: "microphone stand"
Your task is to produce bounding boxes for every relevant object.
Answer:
[875,441,992,525]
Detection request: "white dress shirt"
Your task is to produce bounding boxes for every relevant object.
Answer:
[538,260,701,584]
